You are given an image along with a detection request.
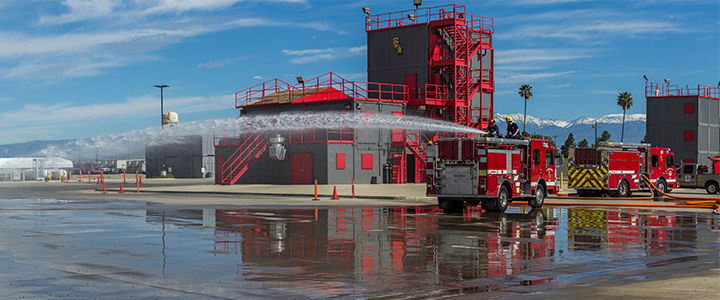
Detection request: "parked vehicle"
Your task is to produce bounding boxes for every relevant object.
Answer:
[675,163,720,194]
[426,137,557,213]
[568,142,675,197]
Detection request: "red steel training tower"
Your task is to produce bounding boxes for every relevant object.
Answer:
[215,4,494,185]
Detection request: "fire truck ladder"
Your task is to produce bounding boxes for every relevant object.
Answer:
[219,130,268,185]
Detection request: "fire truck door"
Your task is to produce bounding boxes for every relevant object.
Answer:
[445,165,476,195]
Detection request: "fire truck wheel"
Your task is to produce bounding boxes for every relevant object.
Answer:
[617,180,630,198]
[438,198,464,213]
[530,185,545,208]
[656,179,667,194]
[496,185,510,212]
[706,182,719,194]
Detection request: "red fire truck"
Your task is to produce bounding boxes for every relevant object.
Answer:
[568,142,675,197]
[426,137,557,213]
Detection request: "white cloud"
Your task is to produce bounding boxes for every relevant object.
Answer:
[0,97,13,102]
[282,45,366,64]
[0,94,234,129]
[495,71,576,84]
[253,76,264,79]
[197,56,250,69]
[495,48,598,65]
[547,83,571,88]
[39,0,121,25]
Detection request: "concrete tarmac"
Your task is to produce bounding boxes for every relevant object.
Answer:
[0,178,718,299]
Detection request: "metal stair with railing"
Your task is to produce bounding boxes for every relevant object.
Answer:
[219,130,268,185]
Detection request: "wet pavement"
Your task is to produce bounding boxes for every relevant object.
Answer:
[0,199,718,299]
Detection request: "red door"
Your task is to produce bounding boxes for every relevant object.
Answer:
[215,155,225,185]
[291,153,313,184]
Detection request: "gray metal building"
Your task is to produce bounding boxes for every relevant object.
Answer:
[146,135,215,178]
[646,82,720,166]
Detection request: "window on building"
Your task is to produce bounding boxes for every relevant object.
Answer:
[684,103,694,114]
[683,131,694,142]
[361,153,373,170]
[533,149,540,166]
[336,153,345,170]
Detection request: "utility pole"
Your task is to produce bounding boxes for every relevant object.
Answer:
[592,121,600,146]
[551,135,559,146]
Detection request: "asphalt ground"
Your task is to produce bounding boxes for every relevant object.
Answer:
[0,178,717,299]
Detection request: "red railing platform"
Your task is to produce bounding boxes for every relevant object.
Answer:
[365,4,493,33]
[236,72,408,108]
[646,82,720,100]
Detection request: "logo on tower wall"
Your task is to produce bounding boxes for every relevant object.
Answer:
[392,37,403,55]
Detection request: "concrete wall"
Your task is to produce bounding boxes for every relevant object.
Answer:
[647,96,720,166]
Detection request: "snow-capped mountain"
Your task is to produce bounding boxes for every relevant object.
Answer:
[494,113,646,144]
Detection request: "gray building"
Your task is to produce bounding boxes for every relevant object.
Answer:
[217,5,494,185]
[146,135,215,178]
[646,82,720,166]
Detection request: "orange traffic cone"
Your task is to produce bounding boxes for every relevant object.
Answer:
[139,176,142,184]
[119,182,124,194]
[96,177,100,184]
[332,185,338,200]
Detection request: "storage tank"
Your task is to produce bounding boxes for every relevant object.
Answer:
[162,111,179,125]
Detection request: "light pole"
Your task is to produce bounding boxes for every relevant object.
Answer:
[154,85,169,128]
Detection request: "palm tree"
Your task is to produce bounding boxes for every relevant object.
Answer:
[518,84,533,133]
[617,92,634,142]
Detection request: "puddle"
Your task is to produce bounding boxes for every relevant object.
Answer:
[0,201,717,299]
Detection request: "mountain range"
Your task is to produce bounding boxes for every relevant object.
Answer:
[0,113,646,159]
[494,113,646,146]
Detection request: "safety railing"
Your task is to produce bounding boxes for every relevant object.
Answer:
[235,78,293,108]
[410,84,449,106]
[236,72,407,107]
[645,82,720,100]
[365,4,493,33]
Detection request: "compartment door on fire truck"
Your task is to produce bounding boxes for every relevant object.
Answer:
[445,164,475,195]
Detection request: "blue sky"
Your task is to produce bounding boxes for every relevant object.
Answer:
[0,0,717,144]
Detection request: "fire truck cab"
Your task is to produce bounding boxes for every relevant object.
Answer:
[426,137,557,213]
[569,142,675,197]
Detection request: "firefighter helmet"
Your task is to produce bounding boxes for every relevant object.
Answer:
[506,116,513,122]
[489,119,495,124]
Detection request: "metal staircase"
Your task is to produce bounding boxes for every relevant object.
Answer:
[219,130,268,185]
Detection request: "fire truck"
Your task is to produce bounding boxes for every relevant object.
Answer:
[568,142,675,197]
[426,137,557,213]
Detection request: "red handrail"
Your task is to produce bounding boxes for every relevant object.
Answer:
[365,4,493,33]
[236,72,408,107]
[646,82,720,100]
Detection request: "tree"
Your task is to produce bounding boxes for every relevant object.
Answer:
[578,139,589,147]
[617,91,634,142]
[518,84,533,133]
[592,130,611,146]
[561,133,576,158]
[641,135,647,143]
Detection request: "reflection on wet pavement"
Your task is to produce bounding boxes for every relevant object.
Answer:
[0,201,718,299]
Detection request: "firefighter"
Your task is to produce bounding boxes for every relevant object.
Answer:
[485,119,502,138]
[505,116,521,139]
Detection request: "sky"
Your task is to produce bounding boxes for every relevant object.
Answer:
[0,0,717,144]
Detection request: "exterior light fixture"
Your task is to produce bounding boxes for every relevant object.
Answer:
[153,85,169,128]
[643,75,648,81]
[362,7,370,15]
[296,76,305,84]
[407,14,415,21]
[664,79,671,84]
[414,0,422,9]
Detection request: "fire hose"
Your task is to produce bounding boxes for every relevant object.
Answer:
[539,176,719,212]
